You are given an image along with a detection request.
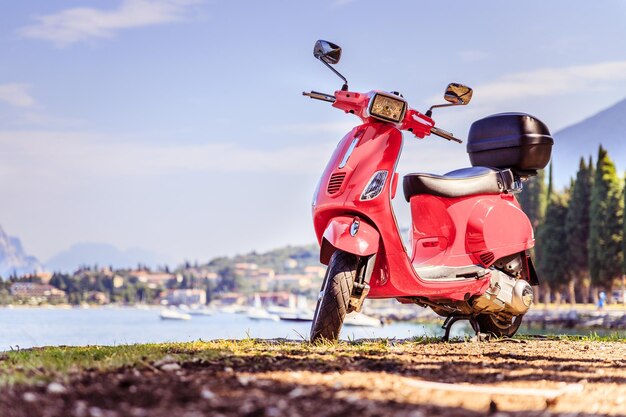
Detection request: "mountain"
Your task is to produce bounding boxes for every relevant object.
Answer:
[46,243,171,273]
[553,98,626,186]
[0,225,43,278]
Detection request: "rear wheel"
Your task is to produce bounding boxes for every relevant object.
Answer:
[310,251,357,343]
[476,314,524,338]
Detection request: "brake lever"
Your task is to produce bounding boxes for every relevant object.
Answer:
[431,127,463,144]
[302,91,336,103]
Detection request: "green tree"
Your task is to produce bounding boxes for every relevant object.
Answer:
[537,189,570,302]
[589,146,624,293]
[518,168,547,229]
[564,157,594,303]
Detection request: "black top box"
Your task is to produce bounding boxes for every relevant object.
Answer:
[467,113,553,176]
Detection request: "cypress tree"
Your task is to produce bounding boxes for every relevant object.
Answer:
[518,169,547,229]
[537,189,570,302]
[589,146,624,293]
[564,157,593,303]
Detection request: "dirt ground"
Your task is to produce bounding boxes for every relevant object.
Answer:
[1,339,626,417]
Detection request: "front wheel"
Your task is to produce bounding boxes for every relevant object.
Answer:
[310,251,357,343]
[476,314,524,338]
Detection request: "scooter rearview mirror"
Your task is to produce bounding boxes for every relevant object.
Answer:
[313,39,349,91]
[313,40,342,64]
[444,83,473,105]
[426,83,474,117]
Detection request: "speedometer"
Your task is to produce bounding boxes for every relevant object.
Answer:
[368,92,407,123]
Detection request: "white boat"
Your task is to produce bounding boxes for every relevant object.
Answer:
[247,294,280,321]
[344,312,383,327]
[160,309,191,321]
[248,308,280,321]
[218,305,248,314]
[188,307,214,316]
[277,295,314,322]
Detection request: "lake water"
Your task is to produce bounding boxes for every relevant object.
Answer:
[0,307,470,351]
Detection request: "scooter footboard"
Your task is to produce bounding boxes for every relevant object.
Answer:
[320,216,379,265]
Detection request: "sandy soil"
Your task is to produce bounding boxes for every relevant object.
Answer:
[1,339,625,417]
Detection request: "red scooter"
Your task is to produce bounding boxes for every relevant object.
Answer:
[304,40,553,342]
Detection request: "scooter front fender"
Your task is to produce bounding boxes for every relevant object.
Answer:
[320,216,380,265]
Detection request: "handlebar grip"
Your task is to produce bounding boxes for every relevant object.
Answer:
[302,91,336,103]
[431,127,463,143]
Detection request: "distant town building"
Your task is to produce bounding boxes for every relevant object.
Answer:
[34,272,54,284]
[272,274,313,291]
[303,265,326,279]
[283,259,298,270]
[85,291,109,305]
[164,289,206,306]
[234,263,259,273]
[130,271,176,289]
[10,283,66,304]
[214,292,246,306]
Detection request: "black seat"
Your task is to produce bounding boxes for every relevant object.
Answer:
[403,167,514,201]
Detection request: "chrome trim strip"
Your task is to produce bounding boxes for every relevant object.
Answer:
[338,137,359,169]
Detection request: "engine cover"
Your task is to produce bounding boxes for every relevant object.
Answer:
[472,269,534,316]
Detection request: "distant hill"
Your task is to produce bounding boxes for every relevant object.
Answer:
[205,244,320,273]
[46,242,171,273]
[0,225,42,278]
[553,98,626,186]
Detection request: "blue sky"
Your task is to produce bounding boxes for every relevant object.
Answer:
[2,0,626,265]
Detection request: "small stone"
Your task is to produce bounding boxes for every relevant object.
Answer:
[130,408,148,417]
[74,400,88,417]
[154,355,177,367]
[22,392,37,402]
[237,375,255,386]
[201,388,216,400]
[47,382,67,394]
[288,387,306,398]
[89,407,104,417]
[266,407,281,417]
[160,363,181,372]
[223,366,234,373]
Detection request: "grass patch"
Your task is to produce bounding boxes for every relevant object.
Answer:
[2,334,624,387]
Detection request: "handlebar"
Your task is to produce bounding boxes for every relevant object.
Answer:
[302,89,461,143]
[430,127,463,144]
[302,91,336,103]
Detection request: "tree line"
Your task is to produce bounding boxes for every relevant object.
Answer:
[518,146,625,303]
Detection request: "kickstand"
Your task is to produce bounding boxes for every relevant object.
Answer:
[442,315,481,342]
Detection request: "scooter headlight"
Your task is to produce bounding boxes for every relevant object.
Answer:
[368,93,407,123]
[361,170,388,201]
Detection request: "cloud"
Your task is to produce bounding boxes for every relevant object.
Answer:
[18,0,201,47]
[474,60,626,103]
[0,129,471,185]
[331,0,356,7]
[0,131,334,179]
[0,84,37,107]
[261,121,357,135]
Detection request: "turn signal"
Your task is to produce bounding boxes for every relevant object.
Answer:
[361,170,388,200]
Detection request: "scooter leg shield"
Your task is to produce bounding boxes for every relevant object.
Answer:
[320,216,380,265]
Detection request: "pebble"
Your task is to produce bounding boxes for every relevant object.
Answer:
[288,387,306,398]
[22,392,37,402]
[160,363,181,372]
[46,382,67,394]
[201,388,216,400]
[237,375,255,386]
[154,355,177,367]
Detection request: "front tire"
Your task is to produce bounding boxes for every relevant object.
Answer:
[310,251,357,343]
[476,314,524,337]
